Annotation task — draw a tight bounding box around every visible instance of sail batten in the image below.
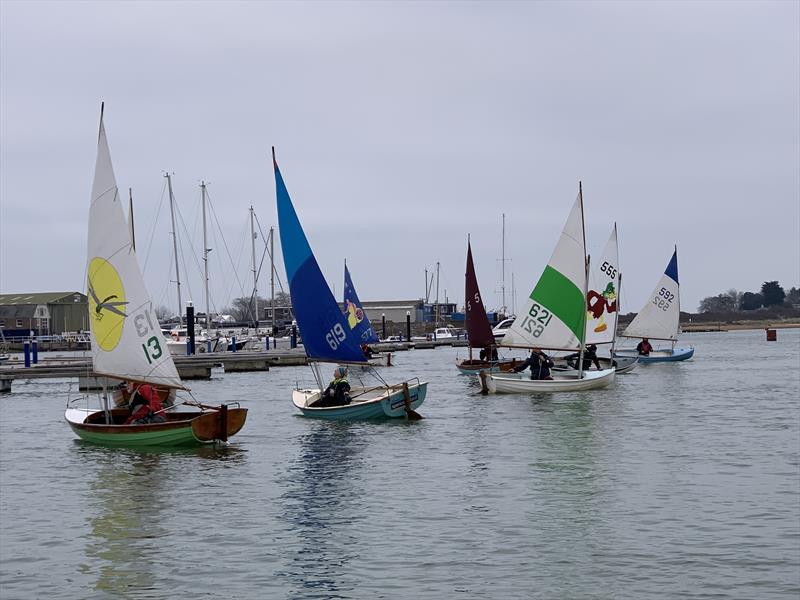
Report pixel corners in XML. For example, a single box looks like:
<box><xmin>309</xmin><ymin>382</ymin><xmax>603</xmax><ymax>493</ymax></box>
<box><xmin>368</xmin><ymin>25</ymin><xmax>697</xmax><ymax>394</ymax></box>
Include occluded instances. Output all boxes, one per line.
<box><xmin>274</xmin><ymin>151</ymin><xmax>366</xmax><ymax>363</ymax></box>
<box><xmin>86</xmin><ymin>109</ymin><xmax>184</xmax><ymax>389</ymax></box>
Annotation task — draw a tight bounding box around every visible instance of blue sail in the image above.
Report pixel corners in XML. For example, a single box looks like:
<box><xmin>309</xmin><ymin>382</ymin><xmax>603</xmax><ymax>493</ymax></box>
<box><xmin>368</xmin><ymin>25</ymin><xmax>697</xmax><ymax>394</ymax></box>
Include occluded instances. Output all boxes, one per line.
<box><xmin>343</xmin><ymin>263</ymin><xmax>380</xmax><ymax>344</ymax></box>
<box><xmin>273</xmin><ymin>150</ymin><xmax>366</xmax><ymax>363</ymax></box>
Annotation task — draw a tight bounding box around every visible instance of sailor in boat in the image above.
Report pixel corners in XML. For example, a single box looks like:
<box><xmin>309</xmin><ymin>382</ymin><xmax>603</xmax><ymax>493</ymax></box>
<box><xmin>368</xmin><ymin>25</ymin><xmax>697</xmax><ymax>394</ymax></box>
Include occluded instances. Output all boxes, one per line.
<box><xmin>479</xmin><ymin>346</ymin><xmax>498</xmax><ymax>361</ymax></box>
<box><xmin>636</xmin><ymin>338</ymin><xmax>653</xmax><ymax>356</ymax></box>
<box><xmin>123</xmin><ymin>381</ymin><xmax>167</xmax><ymax>425</ymax></box>
<box><xmin>513</xmin><ymin>348</ymin><xmax>554</xmax><ymax>380</ymax></box>
<box><xmin>564</xmin><ymin>344</ymin><xmax>602</xmax><ymax>371</ymax></box>
<box><xmin>360</xmin><ymin>343</ymin><xmax>375</xmax><ymax>358</ymax></box>
<box><xmin>309</xmin><ymin>366</ymin><xmax>352</xmax><ymax>408</ymax></box>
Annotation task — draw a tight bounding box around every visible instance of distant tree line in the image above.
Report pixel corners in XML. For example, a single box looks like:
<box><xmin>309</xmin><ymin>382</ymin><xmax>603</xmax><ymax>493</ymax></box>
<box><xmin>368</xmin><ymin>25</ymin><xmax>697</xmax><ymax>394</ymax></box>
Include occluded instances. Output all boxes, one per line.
<box><xmin>154</xmin><ymin>291</ymin><xmax>293</xmax><ymax>324</ymax></box>
<box><xmin>698</xmin><ymin>281</ymin><xmax>799</xmax><ymax>313</ymax></box>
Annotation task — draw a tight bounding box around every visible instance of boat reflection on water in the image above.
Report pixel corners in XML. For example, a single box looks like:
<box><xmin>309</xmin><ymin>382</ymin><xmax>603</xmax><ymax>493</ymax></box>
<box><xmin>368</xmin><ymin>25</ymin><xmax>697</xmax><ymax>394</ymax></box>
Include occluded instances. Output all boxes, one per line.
<box><xmin>279</xmin><ymin>422</ymin><xmax>368</xmax><ymax>597</ymax></box>
<box><xmin>76</xmin><ymin>443</ymin><xmax>245</xmax><ymax>596</ymax></box>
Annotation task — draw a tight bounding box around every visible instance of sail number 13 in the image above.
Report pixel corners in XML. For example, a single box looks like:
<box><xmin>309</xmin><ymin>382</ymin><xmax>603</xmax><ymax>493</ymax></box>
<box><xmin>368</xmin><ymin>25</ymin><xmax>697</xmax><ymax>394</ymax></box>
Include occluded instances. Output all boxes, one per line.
<box><xmin>326</xmin><ymin>323</ymin><xmax>347</xmax><ymax>350</ymax></box>
<box><xmin>521</xmin><ymin>302</ymin><xmax>553</xmax><ymax>337</ymax></box>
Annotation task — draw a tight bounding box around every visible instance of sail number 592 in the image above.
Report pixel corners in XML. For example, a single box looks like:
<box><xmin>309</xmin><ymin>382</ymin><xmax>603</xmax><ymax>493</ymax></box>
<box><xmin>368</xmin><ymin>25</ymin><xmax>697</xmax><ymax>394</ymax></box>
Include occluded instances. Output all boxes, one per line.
<box><xmin>326</xmin><ymin>323</ymin><xmax>347</xmax><ymax>350</ymax></box>
<box><xmin>652</xmin><ymin>287</ymin><xmax>675</xmax><ymax>311</ymax></box>
<box><xmin>521</xmin><ymin>302</ymin><xmax>553</xmax><ymax>337</ymax></box>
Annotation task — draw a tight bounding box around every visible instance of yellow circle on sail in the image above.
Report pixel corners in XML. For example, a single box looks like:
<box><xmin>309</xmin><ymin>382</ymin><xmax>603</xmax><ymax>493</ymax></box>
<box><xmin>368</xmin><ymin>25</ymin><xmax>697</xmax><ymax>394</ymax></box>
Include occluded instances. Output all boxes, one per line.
<box><xmin>87</xmin><ymin>257</ymin><xmax>127</xmax><ymax>352</ymax></box>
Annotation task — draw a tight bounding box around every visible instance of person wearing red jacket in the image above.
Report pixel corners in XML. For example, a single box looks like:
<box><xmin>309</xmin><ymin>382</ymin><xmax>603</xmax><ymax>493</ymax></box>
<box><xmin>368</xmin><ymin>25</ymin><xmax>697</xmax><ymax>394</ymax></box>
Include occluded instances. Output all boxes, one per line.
<box><xmin>124</xmin><ymin>381</ymin><xmax>166</xmax><ymax>425</ymax></box>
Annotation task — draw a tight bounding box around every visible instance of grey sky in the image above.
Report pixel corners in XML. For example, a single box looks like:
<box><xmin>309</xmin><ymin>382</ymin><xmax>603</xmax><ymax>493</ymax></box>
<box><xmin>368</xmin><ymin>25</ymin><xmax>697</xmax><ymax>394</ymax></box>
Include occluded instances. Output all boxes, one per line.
<box><xmin>1</xmin><ymin>0</ymin><xmax>798</xmax><ymax>316</ymax></box>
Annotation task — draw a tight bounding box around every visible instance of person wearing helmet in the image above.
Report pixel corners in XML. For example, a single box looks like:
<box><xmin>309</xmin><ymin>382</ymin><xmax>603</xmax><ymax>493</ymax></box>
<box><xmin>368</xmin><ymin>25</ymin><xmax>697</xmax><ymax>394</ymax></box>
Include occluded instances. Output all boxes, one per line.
<box><xmin>310</xmin><ymin>366</ymin><xmax>352</xmax><ymax>407</ymax></box>
<box><xmin>565</xmin><ymin>344</ymin><xmax>602</xmax><ymax>370</ymax></box>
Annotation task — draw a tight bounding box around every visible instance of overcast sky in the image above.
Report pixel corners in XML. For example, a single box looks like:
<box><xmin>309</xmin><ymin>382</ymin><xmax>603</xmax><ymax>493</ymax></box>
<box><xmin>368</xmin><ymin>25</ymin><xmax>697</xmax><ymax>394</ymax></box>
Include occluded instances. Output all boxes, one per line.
<box><xmin>1</xmin><ymin>0</ymin><xmax>798</xmax><ymax>317</ymax></box>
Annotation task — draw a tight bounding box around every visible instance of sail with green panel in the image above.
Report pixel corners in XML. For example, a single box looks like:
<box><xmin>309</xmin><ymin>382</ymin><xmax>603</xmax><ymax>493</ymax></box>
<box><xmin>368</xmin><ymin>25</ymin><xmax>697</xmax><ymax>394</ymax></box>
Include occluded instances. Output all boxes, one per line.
<box><xmin>500</xmin><ymin>192</ymin><xmax>587</xmax><ymax>350</ymax></box>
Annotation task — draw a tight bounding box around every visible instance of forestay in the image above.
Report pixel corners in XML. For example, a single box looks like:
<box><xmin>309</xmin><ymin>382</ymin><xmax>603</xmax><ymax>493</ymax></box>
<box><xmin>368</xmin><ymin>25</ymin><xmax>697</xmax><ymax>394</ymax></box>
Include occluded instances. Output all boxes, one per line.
<box><xmin>86</xmin><ymin>107</ymin><xmax>183</xmax><ymax>389</ymax></box>
<box><xmin>586</xmin><ymin>224</ymin><xmax>619</xmax><ymax>345</ymax></box>
<box><xmin>501</xmin><ymin>192</ymin><xmax>587</xmax><ymax>351</ymax></box>
<box><xmin>623</xmin><ymin>248</ymin><xmax>680</xmax><ymax>341</ymax></box>
<box><xmin>273</xmin><ymin>149</ymin><xmax>366</xmax><ymax>363</ymax></box>
<box><xmin>343</xmin><ymin>263</ymin><xmax>380</xmax><ymax>344</ymax></box>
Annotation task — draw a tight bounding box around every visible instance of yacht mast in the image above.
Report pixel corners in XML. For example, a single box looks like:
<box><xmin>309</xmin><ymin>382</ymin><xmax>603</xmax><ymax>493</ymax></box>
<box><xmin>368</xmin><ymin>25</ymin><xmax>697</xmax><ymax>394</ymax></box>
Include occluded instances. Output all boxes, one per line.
<box><xmin>165</xmin><ymin>173</ymin><xmax>182</xmax><ymax>320</ymax></box>
<box><xmin>128</xmin><ymin>188</ymin><xmax>135</xmax><ymax>252</ymax></box>
<box><xmin>270</xmin><ymin>226</ymin><xmax>275</xmax><ymax>336</ymax></box>
<box><xmin>501</xmin><ymin>213</ymin><xmax>506</xmax><ymax>316</ymax></box>
<box><xmin>435</xmin><ymin>261</ymin><xmax>440</xmax><ymax>328</ymax></box>
<box><xmin>201</xmin><ymin>181</ymin><xmax>211</xmax><ymax>331</ymax></box>
<box><xmin>250</xmin><ymin>206</ymin><xmax>258</xmax><ymax>327</ymax></box>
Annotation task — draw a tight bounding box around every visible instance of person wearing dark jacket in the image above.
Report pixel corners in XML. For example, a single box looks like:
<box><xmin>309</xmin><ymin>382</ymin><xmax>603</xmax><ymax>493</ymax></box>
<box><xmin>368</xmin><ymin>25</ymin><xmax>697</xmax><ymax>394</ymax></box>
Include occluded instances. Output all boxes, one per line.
<box><xmin>636</xmin><ymin>338</ymin><xmax>653</xmax><ymax>356</ymax></box>
<box><xmin>310</xmin><ymin>366</ymin><xmax>352</xmax><ymax>407</ymax></box>
<box><xmin>513</xmin><ymin>348</ymin><xmax>554</xmax><ymax>380</ymax></box>
<box><xmin>565</xmin><ymin>344</ymin><xmax>602</xmax><ymax>370</ymax></box>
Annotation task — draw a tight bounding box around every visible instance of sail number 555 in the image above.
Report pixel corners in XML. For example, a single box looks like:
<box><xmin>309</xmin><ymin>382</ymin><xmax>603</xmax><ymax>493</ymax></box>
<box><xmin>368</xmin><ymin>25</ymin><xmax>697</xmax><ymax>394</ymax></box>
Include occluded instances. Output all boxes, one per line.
<box><xmin>521</xmin><ymin>302</ymin><xmax>553</xmax><ymax>337</ymax></box>
<box><xmin>653</xmin><ymin>287</ymin><xmax>675</xmax><ymax>311</ymax></box>
<box><xmin>326</xmin><ymin>323</ymin><xmax>347</xmax><ymax>350</ymax></box>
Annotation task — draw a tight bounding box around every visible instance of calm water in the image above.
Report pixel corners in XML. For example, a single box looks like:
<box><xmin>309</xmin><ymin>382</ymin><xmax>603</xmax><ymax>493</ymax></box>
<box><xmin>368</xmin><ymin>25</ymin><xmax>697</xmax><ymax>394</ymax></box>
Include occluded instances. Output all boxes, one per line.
<box><xmin>1</xmin><ymin>329</ymin><xmax>799</xmax><ymax>599</ymax></box>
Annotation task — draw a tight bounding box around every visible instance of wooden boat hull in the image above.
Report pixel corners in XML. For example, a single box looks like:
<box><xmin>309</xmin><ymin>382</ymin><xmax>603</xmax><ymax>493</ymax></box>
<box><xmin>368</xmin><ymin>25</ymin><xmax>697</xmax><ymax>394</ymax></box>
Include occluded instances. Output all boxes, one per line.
<box><xmin>481</xmin><ymin>368</ymin><xmax>615</xmax><ymax>394</ymax></box>
<box><xmin>614</xmin><ymin>347</ymin><xmax>694</xmax><ymax>364</ymax></box>
<box><xmin>292</xmin><ymin>381</ymin><xmax>427</xmax><ymax>420</ymax></box>
<box><xmin>455</xmin><ymin>358</ymin><xmax>518</xmax><ymax>375</ymax></box>
<box><xmin>64</xmin><ymin>406</ymin><xmax>247</xmax><ymax>446</ymax></box>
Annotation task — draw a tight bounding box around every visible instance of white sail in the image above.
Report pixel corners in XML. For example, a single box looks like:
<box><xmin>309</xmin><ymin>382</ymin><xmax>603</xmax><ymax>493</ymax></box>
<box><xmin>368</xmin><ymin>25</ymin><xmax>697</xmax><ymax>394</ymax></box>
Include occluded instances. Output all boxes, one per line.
<box><xmin>622</xmin><ymin>248</ymin><xmax>680</xmax><ymax>341</ymax></box>
<box><xmin>501</xmin><ymin>191</ymin><xmax>587</xmax><ymax>350</ymax></box>
<box><xmin>586</xmin><ymin>224</ymin><xmax>619</xmax><ymax>345</ymax></box>
<box><xmin>86</xmin><ymin>107</ymin><xmax>184</xmax><ymax>388</ymax></box>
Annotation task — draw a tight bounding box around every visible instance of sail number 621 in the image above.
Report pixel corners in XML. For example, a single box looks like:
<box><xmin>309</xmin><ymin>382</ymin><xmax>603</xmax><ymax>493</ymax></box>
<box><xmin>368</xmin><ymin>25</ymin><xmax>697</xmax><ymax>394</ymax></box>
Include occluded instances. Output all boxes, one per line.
<box><xmin>520</xmin><ymin>302</ymin><xmax>553</xmax><ymax>337</ymax></box>
<box><xmin>326</xmin><ymin>323</ymin><xmax>347</xmax><ymax>350</ymax></box>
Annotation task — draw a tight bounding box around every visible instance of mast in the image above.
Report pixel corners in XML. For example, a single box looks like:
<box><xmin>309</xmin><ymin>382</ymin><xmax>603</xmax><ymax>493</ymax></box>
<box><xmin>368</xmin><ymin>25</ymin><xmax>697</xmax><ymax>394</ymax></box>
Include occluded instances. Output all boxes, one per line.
<box><xmin>201</xmin><ymin>181</ymin><xmax>211</xmax><ymax>332</ymax></box>
<box><xmin>165</xmin><ymin>172</ymin><xmax>182</xmax><ymax>320</ymax></box>
<box><xmin>128</xmin><ymin>188</ymin><xmax>135</xmax><ymax>252</ymax></box>
<box><xmin>250</xmin><ymin>206</ymin><xmax>258</xmax><ymax>328</ymax></box>
<box><xmin>424</xmin><ymin>268</ymin><xmax>428</xmax><ymax>303</ymax></box>
<box><xmin>270</xmin><ymin>226</ymin><xmax>275</xmax><ymax>336</ymax></box>
<box><xmin>578</xmin><ymin>182</ymin><xmax>588</xmax><ymax>380</ymax></box>
<box><xmin>501</xmin><ymin>213</ymin><xmax>506</xmax><ymax>316</ymax></box>
<box><xmin>435</xmin><ymin>261</ymin><xmax>440</xmax><ymax>328</ymax></box>
<box><xmin>613</xmin><ymin>271</ymin><xmax>622</xmax><ymax>358</ymax></box>
<box><xmin>673</xmin><ymin>244</ymin><xmax>679</xmax><ymax>350</ymax></box>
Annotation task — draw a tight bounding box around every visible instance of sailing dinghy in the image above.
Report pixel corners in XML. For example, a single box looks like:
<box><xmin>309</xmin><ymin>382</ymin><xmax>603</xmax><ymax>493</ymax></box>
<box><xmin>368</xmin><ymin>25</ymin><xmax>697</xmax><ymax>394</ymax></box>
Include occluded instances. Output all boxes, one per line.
<box><xmin>65</xmin><ymin>106</ymin><xmax>247</xmax><ymax>446</ymax></box>
<box><xmin>343</xmin><ymin>261</ymin><xmax>392</xmax><ymax>367</ymax></box>
<box><xmin>273</xmin><ymin>149</ymin><xmax>426</xmax><ymax>420</ymax></box>
<box><xmin>456</xmin><ymin>239</ymin><xmax>518</xmax><ymax>375</ymax></box>
<box><xmin>480</xmin><ymin>185</ymin><xmax>615</xmax><ymax>394</ymax></box>
<box><xmin>557</xmin><ymin>224</ymin><xmax>637</xmax><ymax>373</ymax></box>
<box><xmin>614</xmin><ymin>248</ymin><xmax>694</xmax><ymax>363</ymax></box>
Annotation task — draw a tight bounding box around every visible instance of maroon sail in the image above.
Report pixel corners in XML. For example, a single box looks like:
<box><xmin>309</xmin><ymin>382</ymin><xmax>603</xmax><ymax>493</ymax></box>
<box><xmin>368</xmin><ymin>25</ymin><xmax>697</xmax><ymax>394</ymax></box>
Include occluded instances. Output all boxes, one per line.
<box><xmin>464</xmin><ymin>240</ymin><xmax>496</xmax><ymax>349</ymax></box>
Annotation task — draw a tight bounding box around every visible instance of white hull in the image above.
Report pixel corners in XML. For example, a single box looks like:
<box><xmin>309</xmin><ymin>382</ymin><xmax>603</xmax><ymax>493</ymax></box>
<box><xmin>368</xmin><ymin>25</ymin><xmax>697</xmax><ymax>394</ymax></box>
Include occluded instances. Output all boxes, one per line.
<box><xmin>291</xmin><ymin>381</ymin><xmax>427</xmax><ymax>420</ymax></box>
<box><xmin>481</xmin><ymin>368</ymin><xmax>615</xmax><ymax>394</ymax></box>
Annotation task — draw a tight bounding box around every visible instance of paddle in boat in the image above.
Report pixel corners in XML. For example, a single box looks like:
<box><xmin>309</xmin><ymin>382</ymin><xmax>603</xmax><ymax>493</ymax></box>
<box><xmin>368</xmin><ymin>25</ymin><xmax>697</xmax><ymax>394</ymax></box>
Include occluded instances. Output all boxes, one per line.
<box><xmin>273</xmin><ymin>148</ymin><xmax>426</xmax><ymax>420</ymax></box>
<box><xmin>614</xmin><ymin>247</ymin><xmax>694</xmax><ymax>363</ymax></box>
<box><xmin>456</xmin><ymin>237</ymin><xmax>518</xmax><ymax>375</ymax></box>
<box><xmin>65</xmin><ymin>105</ymin><xmax>247</xmax><ymax>446</ymax></box>
<box><xmin>343</xmin><ymin>260</ymin><xmax>392</xmax><ymax>367</ymax></box>
<box><xmin>554</xmin><ymin>224</ymin><xmax>637</xmax><ymax>374</ymax></box>
<box><xmin>480</xmin><ymin>184</ymin><xmax>616</xmax><ymax>393</ymax></box>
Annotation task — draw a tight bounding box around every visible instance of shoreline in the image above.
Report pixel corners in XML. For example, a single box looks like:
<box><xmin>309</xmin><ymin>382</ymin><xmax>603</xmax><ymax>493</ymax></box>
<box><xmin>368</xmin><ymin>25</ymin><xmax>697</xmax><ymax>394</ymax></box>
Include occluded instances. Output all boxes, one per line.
<box><xmin>679</xmin><ymin>322</ymin><xmax>800</xmax><ymax>333</ymax></box>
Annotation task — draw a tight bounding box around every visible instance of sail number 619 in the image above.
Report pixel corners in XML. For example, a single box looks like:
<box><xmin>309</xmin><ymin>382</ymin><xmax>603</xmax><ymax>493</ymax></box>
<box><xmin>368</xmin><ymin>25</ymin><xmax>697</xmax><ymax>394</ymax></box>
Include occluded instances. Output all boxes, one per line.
<box><xmin>326</xmin><ymin>323</ymin><xmax>347</xmax><ymax>350</ymax></box>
